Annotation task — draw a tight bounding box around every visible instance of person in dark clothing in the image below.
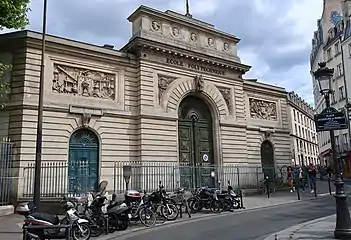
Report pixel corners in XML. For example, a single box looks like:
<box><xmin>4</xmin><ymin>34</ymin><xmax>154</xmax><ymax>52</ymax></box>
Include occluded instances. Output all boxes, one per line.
<box><xmin>326</xmin><ymin>166</ymin><xmax>332</xmax><ymax>178</ymax></box>
<box><xmin>307</xmin><ymin>163</ymin><xmax>317</xmax><ymax>193</ymax></box>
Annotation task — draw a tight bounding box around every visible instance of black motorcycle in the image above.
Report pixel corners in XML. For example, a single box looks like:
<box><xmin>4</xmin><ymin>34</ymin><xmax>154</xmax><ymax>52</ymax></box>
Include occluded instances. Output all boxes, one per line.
<box><xmin>188</xmin><ymin>187</ymin><xmax>224</xmax><ymax>213</ymax></box>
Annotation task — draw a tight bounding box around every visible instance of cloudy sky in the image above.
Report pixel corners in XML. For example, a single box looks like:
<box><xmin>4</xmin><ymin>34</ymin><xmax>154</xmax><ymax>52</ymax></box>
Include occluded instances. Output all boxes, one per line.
<box><xmin>2</xmin><ymin>0</ymin><xmax>323</xmax><ymax>105</ymax></box>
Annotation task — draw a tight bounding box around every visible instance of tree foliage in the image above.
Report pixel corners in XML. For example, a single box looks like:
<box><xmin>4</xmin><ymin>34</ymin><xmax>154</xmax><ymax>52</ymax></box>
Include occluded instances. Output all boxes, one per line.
<box><xmin>0</xmin><ymin>0</ymin><xmax>31</xmax><ymax>30</ymax></box>
<box><xmin>0</xmin><ymin>63</ymin><xmax>11</xmax><ymax>109</ymax></box>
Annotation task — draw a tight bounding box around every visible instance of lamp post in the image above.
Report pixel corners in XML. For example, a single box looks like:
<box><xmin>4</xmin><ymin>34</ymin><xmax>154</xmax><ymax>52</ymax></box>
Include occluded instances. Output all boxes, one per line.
<box><xmin>33</xmin><ymin>0</ymin><xmax>48</xmax><ymax>209</ymax></box>
<box><xmin>313</xmin><ymin>62</ymin><xmax>351</xmax><ymax>239</ymax></box>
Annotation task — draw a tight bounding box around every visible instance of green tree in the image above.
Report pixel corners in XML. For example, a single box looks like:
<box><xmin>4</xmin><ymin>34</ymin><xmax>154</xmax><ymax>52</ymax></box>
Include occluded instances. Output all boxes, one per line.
<box><xmin>0</xmin><ymin>63</ymin><xmax>11</xmax><ymax>109</ymax></box>
<box><xmin>0</xmin><ymin>0</ymin><xmax>31</xmax><ymax>30</ymax></box>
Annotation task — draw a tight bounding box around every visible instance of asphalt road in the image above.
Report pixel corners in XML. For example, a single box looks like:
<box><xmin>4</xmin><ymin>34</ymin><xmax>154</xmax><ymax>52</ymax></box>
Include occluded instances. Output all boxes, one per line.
<box><xmin>115</xmin><ymin>196</ymin><xmax>342</xmax><ymax>240</ymax></box>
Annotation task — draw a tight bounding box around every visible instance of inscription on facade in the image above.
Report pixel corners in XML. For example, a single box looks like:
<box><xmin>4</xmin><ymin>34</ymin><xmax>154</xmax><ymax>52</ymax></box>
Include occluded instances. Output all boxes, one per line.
<box><xmin>165</xmin><ymin>58</ymin><xmax>225</xmax><ymax>76</ymax></box>
<box><xmin>249</xmin><ymin>98</ymin><xmax>277</xmax><ymax>120</ymax></box>
<box><xmin>52</xmin><ymin>64</ymin><xmax>116</xmax><ymax>100</ymax></box>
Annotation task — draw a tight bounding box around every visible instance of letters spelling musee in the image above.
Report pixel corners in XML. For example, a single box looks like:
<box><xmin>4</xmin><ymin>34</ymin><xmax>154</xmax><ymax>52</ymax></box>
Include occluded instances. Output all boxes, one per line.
<box><xmin>166</xmin><ymin>58</ymin><xmax>225</xmax><ymax>76</ymax></box>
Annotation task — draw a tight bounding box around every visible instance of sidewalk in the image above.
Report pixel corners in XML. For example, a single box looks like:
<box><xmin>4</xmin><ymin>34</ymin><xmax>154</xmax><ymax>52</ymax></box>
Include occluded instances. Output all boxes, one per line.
<box><xmin>264</xmin><ymin>214</ymin><xmax>336</xmax><ymax>239</ymax></box>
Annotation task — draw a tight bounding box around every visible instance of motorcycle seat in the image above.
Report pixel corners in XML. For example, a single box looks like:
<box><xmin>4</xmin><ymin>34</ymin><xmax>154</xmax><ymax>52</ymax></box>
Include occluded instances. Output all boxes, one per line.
<box><xmin>30</xmin><ymin>213</ymin><xmax>59</xmax><ymax>225</ymax></box>
<box><xmin>115</xmin><ymin>206</ymin><xmax>129</xmax><ymax>214</ymax></box>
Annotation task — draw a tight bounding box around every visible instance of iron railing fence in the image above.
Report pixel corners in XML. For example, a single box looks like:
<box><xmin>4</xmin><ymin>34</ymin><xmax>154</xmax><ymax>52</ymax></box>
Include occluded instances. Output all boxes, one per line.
<box><xmin>0</xmin><ymin>138</ymin><xmax>13</xmax><ymax>205</ymax></box>
<box><xmin>21</xmin><ymin>161</ymin><xmax>288</xmax><ymax>198</ymax></box>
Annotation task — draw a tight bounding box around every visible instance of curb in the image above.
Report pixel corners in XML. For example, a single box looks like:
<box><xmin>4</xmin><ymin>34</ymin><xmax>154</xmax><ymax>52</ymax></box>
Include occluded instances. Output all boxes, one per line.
<box><xmin>0</xmin><ymin>205</ymin><xmax>14</xmax><ymax>217</ymax></box>
<box><xmin>99</xmin><ymin>194</ymin><xmax>334</xmax><ymax>240</ymax></box>
<box><xmin>263</xmin><ymin>214</ymin><xmax>336</xmax><ymax>240</ymax></box>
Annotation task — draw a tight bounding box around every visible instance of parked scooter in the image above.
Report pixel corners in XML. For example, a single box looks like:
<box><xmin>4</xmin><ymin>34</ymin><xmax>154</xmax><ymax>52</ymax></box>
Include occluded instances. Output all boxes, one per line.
<box><xmin>218</xmin><ymin>181</ymin><xmax>241</xmax><ymax>211</ymax></box>
<box><xmin>16</xmin><ymin>196</ymin><xmax>91</xmax><ymax>240</ymax></box>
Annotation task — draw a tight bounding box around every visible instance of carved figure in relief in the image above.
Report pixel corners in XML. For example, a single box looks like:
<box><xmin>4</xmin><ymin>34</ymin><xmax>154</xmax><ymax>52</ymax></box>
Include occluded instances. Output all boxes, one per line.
<box><xmin>218</xmin><ymin>87</ymin><xmax>231</xmax><ymax>112</ymax></box>
<box><xmin>158</xmin><ymin>75</ymin><xmax>175</xmax><ymax>101</ymax></box>
<box><xmin>207</xmin><ymin>38</ymin><xmax>214</xmax><ymax>47</ymax></box>
<box><xmin>194</xmin><ymin>75</ymin><xmax>204</xmax><ymax>92</ymax></box>
<box><xmin>223</xmin><ymin>43</ymin><xmax>229</xmax><ymax>51</ymax></box>
<box><xmin>52</xmin><ymin>64</ymin><xmax>116</xmax><ymax>100</ymax></box>
<box><xmin>249</xmin><ymin>98</ymin><xmax>277</xmax><ymax>120</ymax></box>
<box><xmin>190</xmin><ymin>32</ymin><xmax>197</xmax><ymax>42</ymax></box>
<box><xmin>152</xmin><ymin>21</ymin><xmax>160</xmax><ymax>31</ymax></box>
<box><xmin>172</xmin><ymin>27</ymin><xmax>179</xmax><ymax>37</ymax></box>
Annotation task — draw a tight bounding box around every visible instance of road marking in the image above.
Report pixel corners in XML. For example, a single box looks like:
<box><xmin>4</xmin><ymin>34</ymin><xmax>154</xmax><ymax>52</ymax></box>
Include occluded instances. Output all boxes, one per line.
<box><xmin>318</xmin><ymin>191</ymin><xmax>335</xmax><ymax>197</ymax></box>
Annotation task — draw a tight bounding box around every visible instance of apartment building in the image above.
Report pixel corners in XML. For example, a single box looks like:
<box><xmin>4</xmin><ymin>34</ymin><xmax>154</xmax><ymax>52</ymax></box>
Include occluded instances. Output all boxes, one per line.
<box><xmin>310</xmin><ymin>0</ymin><xmax>351</xmax><ymax>174</ymax></box>
<box><xmin>287</xmin><ymin>92</ymin><xmax>319</xmax><ymax>166</ymax></box>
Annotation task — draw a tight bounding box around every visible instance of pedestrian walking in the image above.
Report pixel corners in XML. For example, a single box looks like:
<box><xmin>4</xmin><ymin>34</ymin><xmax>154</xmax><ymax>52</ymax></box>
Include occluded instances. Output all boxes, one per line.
<box><xmin>307</xmin><ymin>163</ymin><xmax>317</xmax><ymax>193</ymax></box>
<box><xmin>287</xmin><ymin>166</ymin><xmax>294</xmax><ymax>192</ymax></box>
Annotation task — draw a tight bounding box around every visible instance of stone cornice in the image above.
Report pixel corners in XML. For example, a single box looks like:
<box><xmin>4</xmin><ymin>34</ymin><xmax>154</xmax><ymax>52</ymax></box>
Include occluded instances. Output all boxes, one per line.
<box><xmin>122</xmin><ymin>37</ymin><xmax>251</xmax><ymax>73</ymax></box>
<box><xmin>243</xmin><ymin>80</ymin><xmax>287</xmax><ymax>98</ymax></box>
<box><xmin>0</xmin><ymin>30</ymin><xmax>137</xmax><ymax>67</ymax></box>
<box><xmin>127</xmin><ymin>5</ymin><xmax>240</xmax><ymax>43</ymax></box>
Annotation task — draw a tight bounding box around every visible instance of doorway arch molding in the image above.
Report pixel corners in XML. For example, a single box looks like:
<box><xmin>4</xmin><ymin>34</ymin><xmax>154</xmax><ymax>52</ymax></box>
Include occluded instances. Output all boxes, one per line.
<box><xmin>163</xmin><ymin>78</ymin><xmax>230</xmax><ymax>117</ymax></box>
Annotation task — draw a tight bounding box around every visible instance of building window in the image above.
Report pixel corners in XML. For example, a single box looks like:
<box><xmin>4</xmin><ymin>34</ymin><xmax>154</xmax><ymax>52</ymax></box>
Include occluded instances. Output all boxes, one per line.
<box><xmin>348</xmin><ymin>43</ymin><xmax>351</xmax><ymax>57</ymax></box>
<box><xmin>327</xmin><ymin>48</ymin><xmax>332</xmax><ymax>60</ymax></box>
<box><xmin>339</xmin><ymin>86</ymin><xmax>345</xmax><ymax>99</ymax></box>
<box><xmin>335</xmin><ymin>42</ymin><xmax>340</xmax><ymax>54</ymax></box>
<box><xmin>332</xmin><ymin>90</ymin><xmax>336</xmax><ymax>103</ymax></box>
<box><xmin>293</xmin><ymin>109</ymin><xmax>296</xmax><ymax>121</ymax></box>
<box><xmin>343</xmin><ymin>133</ymin><xmax>348</xmax><ymax>150</ymax></box>
<box><xmin>295</xmin><ymin>124</ymin><xmax>297</xmax><ymax>134</ymax></box>
<box><xmin>337</xmin><ymin>64</ymin><xmax>343</xmax><ymax>76</ymax></box>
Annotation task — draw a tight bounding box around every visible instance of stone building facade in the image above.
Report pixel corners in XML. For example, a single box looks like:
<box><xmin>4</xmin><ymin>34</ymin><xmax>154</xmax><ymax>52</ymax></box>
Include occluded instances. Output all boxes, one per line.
<box><xmin>0</xmin><ymin>6</ymin><xmax>291</xmax><ymax>198</ymax></box>
<box><xmin>287</xmin><ymin>92</ymin><xmax>319</xmax><ymax>166</ymax></box>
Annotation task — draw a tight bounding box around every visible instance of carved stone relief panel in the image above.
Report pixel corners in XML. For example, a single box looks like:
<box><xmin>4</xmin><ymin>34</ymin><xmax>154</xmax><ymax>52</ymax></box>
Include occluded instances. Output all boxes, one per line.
<box><xmin>249</xmin><ymin>98</ymin><xmax>277</xmax><ymax>120</ymax></box>
<box><xmin>52</xmin><ymin>64</ymin><xmax>116</xmax><ymax>100</ymax></box>
<box><xmin>158</xmin><ymin>75</ymin><xmax>176</xmax><ymax>102</ymax></box>
<box><xmin>217</xmin><ymin>87</ymin><xmax>232</xmax><ymax>112</ymax></box>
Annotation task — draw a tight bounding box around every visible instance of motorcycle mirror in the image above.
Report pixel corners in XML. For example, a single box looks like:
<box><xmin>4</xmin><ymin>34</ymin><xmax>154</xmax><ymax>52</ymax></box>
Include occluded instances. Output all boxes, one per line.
<box><xmin>144</xmin><ymin>190</ymin><xmax>147</xmax><ymax>194</ymax></box>
<box><xmin>228</xmin><ymin>180</ymin><xmax>230</xmax><ymax>184</ymax></box>
<box><xmin>98</xmin><ymin>181</ymin><xmax>108</xmax><ymax>195</ymax></box>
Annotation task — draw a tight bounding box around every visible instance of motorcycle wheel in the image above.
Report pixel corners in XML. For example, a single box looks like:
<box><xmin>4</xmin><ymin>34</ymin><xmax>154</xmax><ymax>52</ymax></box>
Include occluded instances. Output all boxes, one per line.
<box><xmin>223</xmin><ymin>199</ymin><xmax>232</xmax><ymax>212</ymax></box>
<box><xmin>161</xmin><ymin>204</ymin><xmax>179</xmax><ymax>221</ymax></box>
<box><xmin>190</xmin><ymin>200</ymin><xmax>203</xmax><ymax>213</ymax></box>
<box><xmin>107</xmin><ymin>214</ymin><xmax>119</xmax><ymax>233</ymax></box>
<box><xmin>117</xmin><ymin>215</ymin><xmax>129</xmax><ymax>231</ymax></box>
<box><xmin>72</xmin><ymin>223</ymin><xmax>91</xmax><ymax>240</ymax></box>
<box><xmin>210</xmin><ymin>200</ymin><xmax>224</xmax><ymax>213</ymax></box>
<box><xmin>139</xmin><ymin>207</ymin><xmax>157</xmax><ymax>227</ymax></box>
<box><xmin>232</xmin><ymin>200</ymin><xmax>240</xmax><ymax>209</ymax></box>
<box><xmin>89</xmin><ymin>216</ymin><xmax>106</xmax><ymax>237</ymax></box>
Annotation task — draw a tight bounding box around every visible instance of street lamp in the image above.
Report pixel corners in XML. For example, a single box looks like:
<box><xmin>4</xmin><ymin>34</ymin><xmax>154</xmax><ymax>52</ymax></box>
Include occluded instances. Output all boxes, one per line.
<box><xmin>313</xmin><ymin>62</ymin><xmax>351</xmax><ymax>239</ymax></box>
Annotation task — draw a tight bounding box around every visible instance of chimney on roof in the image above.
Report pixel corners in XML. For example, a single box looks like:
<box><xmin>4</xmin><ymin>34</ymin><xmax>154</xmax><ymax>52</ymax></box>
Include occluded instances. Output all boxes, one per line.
<box><xmin>103</xmin><ymin>44</ymin><xmax>114</xmax><ymax>49</ymax></box>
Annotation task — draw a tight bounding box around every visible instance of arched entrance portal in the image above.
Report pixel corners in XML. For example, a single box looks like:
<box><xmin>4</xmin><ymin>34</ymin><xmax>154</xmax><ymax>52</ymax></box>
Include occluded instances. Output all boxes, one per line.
<box><xmin>178</xmin><ymin>95</ymin><xmax>215</xmax><ymax>188</ymax></box>
<box><xmin>68</xmin><ymin>129</ymin><xmax>99</xmax><ymax>195</ymax></box>
<box><xmin>260</xmin><ymin>140</ymin><xmax>275</xmax><ymax>180</ymax></box>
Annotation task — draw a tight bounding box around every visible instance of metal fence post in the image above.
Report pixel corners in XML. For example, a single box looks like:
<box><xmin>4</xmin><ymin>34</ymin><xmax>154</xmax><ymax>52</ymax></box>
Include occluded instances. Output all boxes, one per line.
<box><xmin>237</xmin><ymin>167</ymin><xmax>240</xmax><ymax>189</ymax></box>
<box><xmin>113</xmin><ymin>161</ymin><xmax>116</xmax><ymax>193</ymax></box>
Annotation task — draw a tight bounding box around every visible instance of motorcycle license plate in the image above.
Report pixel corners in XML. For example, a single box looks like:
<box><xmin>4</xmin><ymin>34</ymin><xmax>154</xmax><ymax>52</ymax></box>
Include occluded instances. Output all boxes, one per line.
<box><xmin>128</xmin><ymin>214</ymin><xmax>132</xmax><ymax>219</ymax></box>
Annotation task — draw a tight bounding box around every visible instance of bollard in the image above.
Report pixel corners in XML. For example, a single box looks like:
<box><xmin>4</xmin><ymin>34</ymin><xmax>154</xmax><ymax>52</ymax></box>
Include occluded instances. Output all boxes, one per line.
<box><xmin>328</xmin><ymin>177</ymin><xmax>332</xmax><ymax>195</ymax></box>
<box><xmin>266</xmin><ymin>176</ymin><xmax>270</xmax><ymax>198</ymax></box>
<box><xmin>296</xmin><ymin>179</ymin><xmax>301</xmax><ymax>200</ymax></box>
<box><xmin>239</xmin><ymin>189</ymin><xmax>245</xmax><ymax>209</ymax></box>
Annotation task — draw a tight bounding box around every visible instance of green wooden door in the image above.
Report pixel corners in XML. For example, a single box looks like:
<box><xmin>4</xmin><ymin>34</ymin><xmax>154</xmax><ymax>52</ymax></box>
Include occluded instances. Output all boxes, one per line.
<box><xmin>178</xmin><ymin>96</ymin><xmax>214</xmax><ymax>188</ymax></box>
<box><xmin>68</xmin><ymin>129</ymin><xmax>99</xmax><ymax>195</ymax></box>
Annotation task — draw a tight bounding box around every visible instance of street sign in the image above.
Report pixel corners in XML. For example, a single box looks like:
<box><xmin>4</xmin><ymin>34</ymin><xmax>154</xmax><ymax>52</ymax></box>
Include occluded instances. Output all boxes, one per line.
<box><xmin>315</xmin><ymin>108</ymin><xmax>347</xmax><ymax>132</ymax></box>
<box><xmin>123</xmin><ymin>165</ymin><xmax>132</xmax><ymax>184</ymax></box>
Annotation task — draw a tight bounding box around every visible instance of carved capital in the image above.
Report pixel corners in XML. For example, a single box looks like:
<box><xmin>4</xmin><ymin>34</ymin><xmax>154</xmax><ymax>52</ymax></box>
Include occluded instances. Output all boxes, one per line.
<box><xmin>217</xmin><ymin>86</ymin><xmax>231</xmax><ymax>112</ymax></box>
<box><xmin>81</xmin><ymin>113</ymin><xmax>92</xmax><ymax>127</ymax></box>
<box><xmin>249</xmin><ymin>98</ymin><xmax>277</xmax><ymax>120</ymax></box>
<box><xmin>158</xmin><ymin>75</ymin><xmax>176</xmax><ymax>103</ymax></box>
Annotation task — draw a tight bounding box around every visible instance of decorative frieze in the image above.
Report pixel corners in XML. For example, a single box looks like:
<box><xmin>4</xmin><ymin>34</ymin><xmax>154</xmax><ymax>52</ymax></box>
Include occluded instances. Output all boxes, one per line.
<box><xmin>218</xmin><ymin>87</ymin><xmax>232</xmax><ymax>112</ymax></box>
<box><xmin>249</xmin><ymin>98</ymin><xmax>277</xmax><ymax>120</ymax></box>
<box><xmin>52</xmin><ymin>64</ymin><xmax>116</xmax><ymax>100</ymax></box>
<box><xmin>158</xmin><ymin>75</ymin><xmax>176</xmax><ymax>102</ymax></box>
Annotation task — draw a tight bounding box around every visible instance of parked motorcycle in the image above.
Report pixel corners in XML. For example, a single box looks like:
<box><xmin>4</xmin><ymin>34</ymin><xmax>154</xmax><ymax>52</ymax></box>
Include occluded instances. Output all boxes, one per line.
<box><xmin>106</xmin><ymin>193</ymin><xmax>132</xmax><ymax>232</ymax></box>
<box><xmin>188</xmin><ymin>187</ymin><xmax>224</xmax><ymax>213</ymax></box>
<box><xmin>218</xmin><ymin>181</ymin><xmax>241</xmax><ymax>211</ymax></box>
<box><xmin>16</xmin><ymin>197</ymin><xmax>91</xmax><ymax>240</ymax></box>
